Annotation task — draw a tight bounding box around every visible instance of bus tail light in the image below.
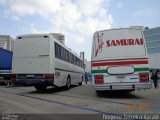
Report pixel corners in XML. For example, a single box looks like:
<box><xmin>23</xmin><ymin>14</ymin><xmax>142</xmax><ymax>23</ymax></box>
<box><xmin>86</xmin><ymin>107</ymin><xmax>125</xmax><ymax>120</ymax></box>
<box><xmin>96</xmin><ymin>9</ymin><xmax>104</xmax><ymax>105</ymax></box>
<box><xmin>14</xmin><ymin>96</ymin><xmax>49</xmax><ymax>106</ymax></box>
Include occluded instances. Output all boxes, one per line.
<box><xmin>139</xmin><ymin>72</ymin><xmax>149</xmax><ymax>82</ymax></box>
<box><xmin>94</xmin><ymin>75</ymin><xmax>104</xmax><ymax>84</ymax></box>
<box><xmin>44</xmin><ymin>74</ymin><xmax>54</xmax><ymax>79</ymax></box>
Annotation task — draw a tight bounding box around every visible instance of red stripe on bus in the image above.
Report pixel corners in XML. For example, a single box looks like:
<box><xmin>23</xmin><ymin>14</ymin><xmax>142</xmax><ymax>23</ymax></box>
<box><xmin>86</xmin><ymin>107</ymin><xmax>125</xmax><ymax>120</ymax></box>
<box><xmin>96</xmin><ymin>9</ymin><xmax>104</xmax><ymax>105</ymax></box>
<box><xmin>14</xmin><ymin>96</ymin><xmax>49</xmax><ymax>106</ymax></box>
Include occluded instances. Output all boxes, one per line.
<box><xmin>92</xmin><ymin>58</ymin><xmax>148</xmax><ymax>62</ymax></box>
<box><xmin>92</xmin><ymin>60</ymin><xmax>148</xmax><ymax>67</ymax></box>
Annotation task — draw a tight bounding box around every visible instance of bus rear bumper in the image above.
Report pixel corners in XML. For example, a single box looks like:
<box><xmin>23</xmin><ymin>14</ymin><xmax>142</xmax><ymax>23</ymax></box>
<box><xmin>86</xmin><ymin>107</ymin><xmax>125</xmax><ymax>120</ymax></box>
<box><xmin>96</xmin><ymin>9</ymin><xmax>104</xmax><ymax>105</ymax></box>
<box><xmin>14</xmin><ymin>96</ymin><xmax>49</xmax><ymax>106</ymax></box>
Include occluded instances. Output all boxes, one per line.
<box><xmin>13</xmin><ymin>79</ymin><xmax>54</xmax><ymax>86</ymax></box>
<box><xmin>93</xmin><ymin>83</ymin><xmax>152</xmax><ymax>91</ymax></box>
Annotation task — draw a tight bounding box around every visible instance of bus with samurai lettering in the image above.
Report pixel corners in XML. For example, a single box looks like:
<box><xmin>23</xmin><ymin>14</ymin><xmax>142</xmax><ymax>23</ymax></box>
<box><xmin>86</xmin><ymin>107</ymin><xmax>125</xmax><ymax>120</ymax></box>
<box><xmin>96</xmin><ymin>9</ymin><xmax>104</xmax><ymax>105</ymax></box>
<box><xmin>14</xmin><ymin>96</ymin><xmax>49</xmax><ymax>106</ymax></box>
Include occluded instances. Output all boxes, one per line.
<box><xmin>91</xmin><ymin>28</ymin><xmax>152</xmax><ymax>93</ymax></box>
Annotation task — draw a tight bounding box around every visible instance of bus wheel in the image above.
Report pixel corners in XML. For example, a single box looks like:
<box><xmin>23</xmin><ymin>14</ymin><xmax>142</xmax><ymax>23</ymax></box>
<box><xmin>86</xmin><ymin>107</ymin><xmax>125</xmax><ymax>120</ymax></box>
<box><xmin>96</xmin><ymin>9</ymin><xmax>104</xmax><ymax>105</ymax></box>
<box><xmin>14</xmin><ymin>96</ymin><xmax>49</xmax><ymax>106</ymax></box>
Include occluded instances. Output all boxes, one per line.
<box><xmin>65</xmin><ymin>76</ymin><xmax>71</xmax><ymax>90</ymax></box>
<box><xmin>79</xmin><ymin>76</ymin><xmax>83</xmax><ymax>86</ymax></box>
<box><xmin>79</xmin><ymin>82</ymin><xmax>82</xmax><ymax>86</ymax></box>
<box><xmin>34</xmin><ymin>84</ymin><xmax>47</xmax><ymax>91</ymax></box>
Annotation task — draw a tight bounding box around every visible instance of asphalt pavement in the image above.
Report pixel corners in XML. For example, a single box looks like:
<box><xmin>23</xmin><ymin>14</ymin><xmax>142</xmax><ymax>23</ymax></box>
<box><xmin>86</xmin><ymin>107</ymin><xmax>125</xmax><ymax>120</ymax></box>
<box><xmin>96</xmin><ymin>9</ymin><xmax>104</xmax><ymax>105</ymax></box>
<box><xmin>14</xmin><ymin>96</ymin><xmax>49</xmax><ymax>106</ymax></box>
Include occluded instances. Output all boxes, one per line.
<box><xmin>0</xmin><ymin>82</ymin><xmax>159</xmax><ymax>120</ymax></box>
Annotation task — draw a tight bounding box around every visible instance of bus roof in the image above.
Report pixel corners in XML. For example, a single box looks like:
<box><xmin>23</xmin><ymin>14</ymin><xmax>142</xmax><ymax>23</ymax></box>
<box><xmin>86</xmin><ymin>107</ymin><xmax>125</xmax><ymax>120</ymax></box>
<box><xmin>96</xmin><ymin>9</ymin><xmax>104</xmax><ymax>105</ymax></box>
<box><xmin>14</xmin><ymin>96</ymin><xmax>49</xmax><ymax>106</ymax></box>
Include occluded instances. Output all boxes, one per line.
<box><xmin>94</xmin><ymin>27</ymin><xmax>143</xmax><ymax>35</ymax></box>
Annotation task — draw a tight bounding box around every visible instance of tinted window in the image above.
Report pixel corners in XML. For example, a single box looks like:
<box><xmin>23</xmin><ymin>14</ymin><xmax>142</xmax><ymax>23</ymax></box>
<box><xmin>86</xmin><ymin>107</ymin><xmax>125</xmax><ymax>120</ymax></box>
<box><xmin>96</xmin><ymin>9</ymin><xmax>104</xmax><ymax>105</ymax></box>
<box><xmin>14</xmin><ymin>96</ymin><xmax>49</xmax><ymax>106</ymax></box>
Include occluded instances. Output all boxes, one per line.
<box><xmin>55</xmin><ymin>42</ymin><xmax>83</xmax><ymax>68</ymax></box>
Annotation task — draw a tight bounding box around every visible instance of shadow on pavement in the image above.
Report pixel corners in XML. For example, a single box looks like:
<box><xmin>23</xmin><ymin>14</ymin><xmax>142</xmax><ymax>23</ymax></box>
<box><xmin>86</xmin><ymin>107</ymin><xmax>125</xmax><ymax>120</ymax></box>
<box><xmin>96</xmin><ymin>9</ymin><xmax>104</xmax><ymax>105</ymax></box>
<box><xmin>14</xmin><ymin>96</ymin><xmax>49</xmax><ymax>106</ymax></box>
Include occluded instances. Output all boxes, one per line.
<box><xmin>96</xmin><ymin>91</ymin><xmax>144</xmax><ymax>99</ymax></box>
<box><xmin>26</xmin><ymin>85</ymin><xmax>79</xmax><ymax>94</ymax></box>
<box><xmin>8</xmin><ymin>85</ymin><xmax>145</xmax><ymax>99</ymax></box>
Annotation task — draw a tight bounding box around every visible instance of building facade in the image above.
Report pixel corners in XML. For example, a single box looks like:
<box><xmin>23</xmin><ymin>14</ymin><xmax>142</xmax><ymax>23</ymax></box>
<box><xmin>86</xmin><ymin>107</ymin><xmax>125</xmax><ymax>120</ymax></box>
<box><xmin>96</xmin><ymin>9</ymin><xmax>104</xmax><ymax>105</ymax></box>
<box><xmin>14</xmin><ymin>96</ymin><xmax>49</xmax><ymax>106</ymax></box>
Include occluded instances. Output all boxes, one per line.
<box><xmin>84</xmin><ymin>59</ymin><xmax>91</xmax><ymax>73</ymax></box>
<box><xmin>0</xmin><ymin>35</ymin><xmax>14</xmax><ymax>51</ymax></box>
<box><xmin>143</xmin><ymin>27</ymin><xmax>160</xmax><ymax>69</ymax></box>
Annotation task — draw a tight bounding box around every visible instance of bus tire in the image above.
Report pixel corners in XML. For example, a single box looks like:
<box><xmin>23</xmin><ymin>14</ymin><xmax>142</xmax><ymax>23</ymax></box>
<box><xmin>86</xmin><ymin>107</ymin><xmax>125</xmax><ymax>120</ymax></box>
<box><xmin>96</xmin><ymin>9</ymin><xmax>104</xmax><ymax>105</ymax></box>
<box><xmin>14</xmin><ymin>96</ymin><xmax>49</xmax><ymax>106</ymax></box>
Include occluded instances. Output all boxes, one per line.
<box><xmin>79</xmin><ymin>76</ymin><xmax>83</xmax><ymax>86</ymax></box>
<box><xmin>65</xmin><ymin>76</ymin><xmax>71</xmax><ymax>90</ymax></box>
<box><xmin>34</xmin><ymin>84</ymin><xmax>47</xmax><ymax>91</ymax></box>
<box><xmin>79</xmin><ymin>82</ymin><xmax>82</xmax><ymax>86</ymax></box>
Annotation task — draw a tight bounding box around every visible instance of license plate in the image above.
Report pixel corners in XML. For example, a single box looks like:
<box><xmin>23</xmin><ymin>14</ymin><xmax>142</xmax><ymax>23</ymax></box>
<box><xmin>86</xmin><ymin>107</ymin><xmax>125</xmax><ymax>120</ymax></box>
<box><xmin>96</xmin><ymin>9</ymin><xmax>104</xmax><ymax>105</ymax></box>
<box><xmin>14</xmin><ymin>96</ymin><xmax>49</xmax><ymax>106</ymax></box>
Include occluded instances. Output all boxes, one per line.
<box><xmin>117</xmin><ymin>75</ymin><xmax>125</xmax><ymax>78</ymax></box>
<box><xmin>26</xmin><ymin>75</ymin><xmax>34</xmax><ymax>78</ymax></box>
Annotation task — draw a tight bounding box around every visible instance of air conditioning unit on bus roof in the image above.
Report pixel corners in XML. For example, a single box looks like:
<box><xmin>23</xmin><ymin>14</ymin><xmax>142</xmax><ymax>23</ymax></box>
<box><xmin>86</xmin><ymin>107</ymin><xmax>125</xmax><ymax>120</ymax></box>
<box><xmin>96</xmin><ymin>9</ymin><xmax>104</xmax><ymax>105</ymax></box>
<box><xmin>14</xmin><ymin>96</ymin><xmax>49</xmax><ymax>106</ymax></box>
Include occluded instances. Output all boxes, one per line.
<box><xmin>50</xmin><ymin>33</ymin><xmax>65</xmax><ymax>45</ymax></box>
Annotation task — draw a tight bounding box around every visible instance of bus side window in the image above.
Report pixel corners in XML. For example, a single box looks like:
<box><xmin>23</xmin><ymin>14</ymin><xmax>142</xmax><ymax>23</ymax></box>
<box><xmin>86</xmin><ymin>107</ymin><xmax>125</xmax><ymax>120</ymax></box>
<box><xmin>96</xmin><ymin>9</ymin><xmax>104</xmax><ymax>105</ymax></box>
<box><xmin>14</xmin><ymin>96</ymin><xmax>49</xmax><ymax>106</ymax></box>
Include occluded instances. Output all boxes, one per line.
<box><xmin>69</xmin><ymin>53</ymin><xmax>72</xmax><ymax>63</ymax></box>
<box><xmin>55</xmin><ymin>43</ymin><xmax>60</xmax><ymax>59</ymax></box>
<box><xmin>65</xmin><ymin>50</ymin><xmax>69</xmax><ymax>62</ymax></box>
<box><xmin>74</xmin><ymin>56</ymin><xmax>76</xmax><ymax>65</ymax></box>
<box><xmin>77</xmin><ymin>59</ymin><xmax>80</xmax><ymax>67</ymax></box>
<box><xmin>71</xmin><ymin>54</ymin><xmax>74</xmax><ymax>64</ymax></box>
<box><xmin>60</xmin><ymin>47</ymin><xmax>65</xmax><ymax>60</ymax></box>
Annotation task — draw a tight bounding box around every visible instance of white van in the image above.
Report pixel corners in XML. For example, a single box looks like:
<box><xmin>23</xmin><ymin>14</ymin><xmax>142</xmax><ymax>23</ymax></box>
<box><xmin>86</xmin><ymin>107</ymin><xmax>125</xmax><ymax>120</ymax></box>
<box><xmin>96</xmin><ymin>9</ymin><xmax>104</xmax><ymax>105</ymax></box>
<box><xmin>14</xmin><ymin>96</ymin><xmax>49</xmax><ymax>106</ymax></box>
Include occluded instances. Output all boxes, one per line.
<box><xmin>91</xmin><ymin>28</ymin><xmax>152</xmax><ymax>92</ymax></box>
<box><xmin>12</xmin><ymin>34</ymin><xmax>84</xmax><ymax>91</ymax></box>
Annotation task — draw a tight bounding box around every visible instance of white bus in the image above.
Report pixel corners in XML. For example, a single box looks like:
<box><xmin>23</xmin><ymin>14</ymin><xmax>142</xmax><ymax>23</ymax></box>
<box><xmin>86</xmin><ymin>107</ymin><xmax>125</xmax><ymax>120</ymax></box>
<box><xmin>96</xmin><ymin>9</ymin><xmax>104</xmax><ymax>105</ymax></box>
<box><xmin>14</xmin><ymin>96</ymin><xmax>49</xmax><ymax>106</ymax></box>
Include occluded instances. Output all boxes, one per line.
<box><xmin>91</xmin><ymin>28</ymin><xmax>152</xmax><ymax>93</ymax></box>
<box><xmin>12</xmin><ymin>34</ymin><xmax>84</xmax><ymax>91</ymax></box>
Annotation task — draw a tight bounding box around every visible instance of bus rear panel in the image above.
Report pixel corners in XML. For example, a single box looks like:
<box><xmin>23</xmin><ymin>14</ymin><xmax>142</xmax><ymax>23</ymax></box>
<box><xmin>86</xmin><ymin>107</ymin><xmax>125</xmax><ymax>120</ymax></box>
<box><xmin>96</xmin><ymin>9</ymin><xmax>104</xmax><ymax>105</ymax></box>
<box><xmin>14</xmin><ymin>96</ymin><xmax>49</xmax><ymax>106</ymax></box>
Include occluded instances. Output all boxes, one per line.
<box><xmin>12</xmin><ymin>34</ymin><xmax>54</xmax><ymax>86</ymax></box>
<box><xmin>91</xmin><ymin>28</ymin><xmax>152</xmax><ymax>92</ymax></box>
